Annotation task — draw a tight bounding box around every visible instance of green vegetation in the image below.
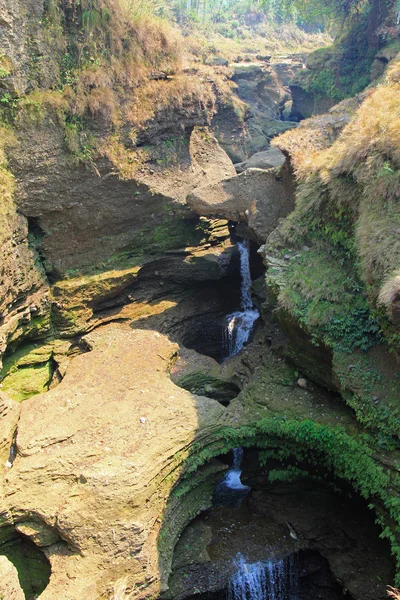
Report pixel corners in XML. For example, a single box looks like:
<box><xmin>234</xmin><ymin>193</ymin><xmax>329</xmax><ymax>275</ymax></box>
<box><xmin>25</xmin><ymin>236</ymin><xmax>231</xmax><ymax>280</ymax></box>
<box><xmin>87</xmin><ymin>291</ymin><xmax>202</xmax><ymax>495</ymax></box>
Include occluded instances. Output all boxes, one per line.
<box><xmin>172</xmin><ymin>417</ymin><xmax>400</xmax><ymax>583</ymax></box>
<box><xmin>0</xmin><ymin>343</ymin><xmax>55</xmax><ymax>402</ymax></box>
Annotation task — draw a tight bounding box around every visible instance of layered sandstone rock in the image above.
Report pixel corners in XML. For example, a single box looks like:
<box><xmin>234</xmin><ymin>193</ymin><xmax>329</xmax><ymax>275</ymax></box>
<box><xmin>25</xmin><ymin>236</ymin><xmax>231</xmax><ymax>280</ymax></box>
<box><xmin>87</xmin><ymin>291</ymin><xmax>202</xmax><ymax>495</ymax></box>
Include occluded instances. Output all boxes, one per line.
<box><xmin>9</xmin><ymin>124</ymin><xmax>235</xmax><ymax>278</ymax></box>
<box><xmin>4</xmin><ymin>324</ymin><xmax>227</xmax><ymax>599</ymax></box>
<box><xmin>187</xmin><ymin>168</ymin><xmax>295</xmax><ymax>242</ymax></box>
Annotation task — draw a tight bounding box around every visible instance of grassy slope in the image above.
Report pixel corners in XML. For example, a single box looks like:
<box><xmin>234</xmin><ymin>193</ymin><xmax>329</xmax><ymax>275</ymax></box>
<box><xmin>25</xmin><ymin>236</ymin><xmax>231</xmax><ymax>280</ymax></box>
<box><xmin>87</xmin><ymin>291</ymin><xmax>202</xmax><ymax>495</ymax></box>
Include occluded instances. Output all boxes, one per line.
<box><xmin>266</xmin><ymin>53</ymin><xmax>400</xmax><ymax>442</ymax></box>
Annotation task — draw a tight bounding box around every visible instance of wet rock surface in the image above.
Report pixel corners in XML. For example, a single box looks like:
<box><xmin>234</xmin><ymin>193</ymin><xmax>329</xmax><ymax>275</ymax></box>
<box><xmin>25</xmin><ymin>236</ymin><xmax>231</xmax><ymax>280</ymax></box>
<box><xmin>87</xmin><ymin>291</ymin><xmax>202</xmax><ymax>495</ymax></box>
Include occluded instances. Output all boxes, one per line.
<box><xmin>166</xmin><ymin>478</ymin><xmax>392</xmax><ymax>600</ymax></box>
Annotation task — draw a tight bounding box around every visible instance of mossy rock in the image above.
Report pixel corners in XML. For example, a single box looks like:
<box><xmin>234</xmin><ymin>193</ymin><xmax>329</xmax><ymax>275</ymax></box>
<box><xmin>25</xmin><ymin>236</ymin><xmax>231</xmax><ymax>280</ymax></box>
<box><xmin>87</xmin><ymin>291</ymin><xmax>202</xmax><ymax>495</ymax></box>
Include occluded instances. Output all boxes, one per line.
<box><xmin>177</xmin><ymin>373</ymin><xmax>240</xmax><ymax>404</ymax></box>
<box><xmin>1</xmin><ymin>362</ymin><xmax>53</xmax><ymax>403</ymax></box>
<box><xmin>1</xmin><ymin>342</ymin><xmax>55</xmax><ymax>402</ymax></box>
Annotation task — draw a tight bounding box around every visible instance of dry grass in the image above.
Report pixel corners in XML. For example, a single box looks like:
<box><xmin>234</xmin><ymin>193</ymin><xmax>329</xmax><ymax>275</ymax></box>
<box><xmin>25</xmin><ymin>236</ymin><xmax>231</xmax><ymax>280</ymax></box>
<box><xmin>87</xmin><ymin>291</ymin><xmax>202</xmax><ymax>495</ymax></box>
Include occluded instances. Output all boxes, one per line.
<box><xmin>273</xmin><ymin>51</ymin><xmax>400</xmax><ymax>301</ymax></box>
<box><xmin>124</xmin><ymin>74</ymin><xmax>216</xmax><ymax>128</ymax></box>
<box><xmin>181</xmin><ymin>20</ymin><xmax>329</xmax><ymax>64</ymax></box>
<box><xmin>99</xmin><ymin>135</ymin><xmax>149</xmax><ymax>179</ymax></box>
<box><xmin>379</xmin><ymin>271</ymin><xmax>400</xmax><ymax>308</ymax></box>
<box><xmin>388</xmin><ymin>587</ymin><xmax>400</xmax><ymax>599</ymax></box>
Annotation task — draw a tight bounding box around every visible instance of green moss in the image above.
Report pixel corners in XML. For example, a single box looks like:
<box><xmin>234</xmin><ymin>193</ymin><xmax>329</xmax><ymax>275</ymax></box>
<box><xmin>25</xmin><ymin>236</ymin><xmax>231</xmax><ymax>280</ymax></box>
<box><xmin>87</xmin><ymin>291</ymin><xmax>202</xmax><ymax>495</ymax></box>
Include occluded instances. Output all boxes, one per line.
<box><xmin>1</xmin><ymin>538</ymin><xmax>51</xmax><ymax>599</ymax></box>
<box><xmin>272</xmin><ymin>245</ymin><xmax>381</xmax><ymax>353</ymax></box>
<box><xmin>173</xmin><ymin>416</ymin><xmax>400</xmax><ymax>582</ymax></box>
<box><xmin>1</xmin><ymin>342</ymin><xmax>55</xmax><ymax>402</ymax></box>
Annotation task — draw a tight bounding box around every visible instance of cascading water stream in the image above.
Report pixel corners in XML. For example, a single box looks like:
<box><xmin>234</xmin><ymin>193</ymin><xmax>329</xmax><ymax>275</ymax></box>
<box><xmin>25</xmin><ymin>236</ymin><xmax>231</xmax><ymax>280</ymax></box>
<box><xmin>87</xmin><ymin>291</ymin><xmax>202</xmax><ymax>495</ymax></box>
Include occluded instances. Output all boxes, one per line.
<box><xmin>224</xmin><ymin>240</ymin><xmax>260</xmax><ymax>358</ymax></box>
<box><xmin>223</xmin><ymin>447</ymin><xmax>250</xmax><ymax>491</ymax></box>
<box><xmin>228</xmin><ymin>554</ymin><xmax>298</xmax><ymax>600</ymax></box>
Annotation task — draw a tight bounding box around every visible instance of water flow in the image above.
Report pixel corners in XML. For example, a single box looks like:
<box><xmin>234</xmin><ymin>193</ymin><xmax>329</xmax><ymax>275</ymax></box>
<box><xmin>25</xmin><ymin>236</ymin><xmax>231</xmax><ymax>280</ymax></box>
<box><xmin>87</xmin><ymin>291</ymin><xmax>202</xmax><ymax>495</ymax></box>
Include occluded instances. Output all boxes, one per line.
<box><xmin>228</xmin><ymin>554</ymin><xmax>298</xmax><ymax>600</ymax></box>
<box><xmin>224</xmin><ymin>448</ymin><xmax>250</xmax><ymax>491</ymax></box>
<box><xmin>225</xmin><ymin>240</ymin><xmax>259</xmax><ymax>358</ymax></box>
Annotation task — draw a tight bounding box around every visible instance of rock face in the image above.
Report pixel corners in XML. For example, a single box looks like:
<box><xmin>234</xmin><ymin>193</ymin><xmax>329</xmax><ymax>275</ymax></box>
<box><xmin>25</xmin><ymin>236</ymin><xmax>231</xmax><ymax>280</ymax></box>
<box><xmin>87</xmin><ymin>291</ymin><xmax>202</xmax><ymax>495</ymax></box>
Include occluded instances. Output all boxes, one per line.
<box><xmin>0</xmin><ymin>0</ymin><xmax>62</xmax><ymax>95</ymax></box>
<box><xmin>166</xmin><ymin>480</ymin><xmax>393</xmax><ymax>600</ymax></box>
<box><xmin>187</xmin><ymin>168</ymin><xmax>295</xmax><ymax>242</ymax></box>
<box><xmin>4</xmin><ymin>324</ymin><xmax>227</xmax><ymax>600</ymax></box>
<box><xmin>10</xmin><ymin>123</ymin><xmax>236</xmax><ymax>278</ymax></box>
<box><xmin>0</xmin><ymin>555</ymin><xmax>25</xmax><ymax>600</ymax></box>
<box><xmin>0</xmin><ymin>164</ymin><xmax>50</xmax><ymax>367</ymax></box>
<box><xmin>212</xmin><ymin>62</ymin><xmax>296</xmax><ymax>163</ymax></box>
<box><xmin>271</xmin><ymin>56</ymin><xmax>305</xmax><ymax>86</ymax></box>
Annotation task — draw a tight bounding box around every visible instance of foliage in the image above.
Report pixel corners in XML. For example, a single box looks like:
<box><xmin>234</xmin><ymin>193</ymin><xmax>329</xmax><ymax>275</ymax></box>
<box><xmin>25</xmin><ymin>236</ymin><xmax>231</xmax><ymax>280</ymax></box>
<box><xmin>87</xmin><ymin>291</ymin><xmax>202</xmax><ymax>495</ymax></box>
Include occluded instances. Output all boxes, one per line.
<box><xmin>274</xmin><ymin>50</ymin><xmax>400</xmax><ymax>315</ymax></box>
<box><xmin>175</xmin><ymin>417</ymin><xmax>400</xmax><ymax>582</ymax></box>
<box><xmin>275</xmin><ymin>245</ymin><xmax>381</xmax><ymax>353</ymax></box>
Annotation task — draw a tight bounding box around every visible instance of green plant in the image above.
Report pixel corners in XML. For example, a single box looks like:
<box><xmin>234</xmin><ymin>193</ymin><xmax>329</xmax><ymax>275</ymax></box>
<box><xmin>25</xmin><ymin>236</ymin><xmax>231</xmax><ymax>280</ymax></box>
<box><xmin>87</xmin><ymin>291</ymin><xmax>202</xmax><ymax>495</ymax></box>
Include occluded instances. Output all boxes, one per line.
<box><xmin>173</xmin><ymin>417</ymin><xmax>400</xmax><ymax>582</ymax></box>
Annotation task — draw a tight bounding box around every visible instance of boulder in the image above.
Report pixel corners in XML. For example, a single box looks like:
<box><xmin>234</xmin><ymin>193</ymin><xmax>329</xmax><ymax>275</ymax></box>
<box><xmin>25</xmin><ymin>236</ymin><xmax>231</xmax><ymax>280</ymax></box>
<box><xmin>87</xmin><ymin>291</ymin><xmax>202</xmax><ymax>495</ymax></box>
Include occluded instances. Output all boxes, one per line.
<box><xmin>187</xmin><ymin>168</ymin><xmax>295</xmax><ymax>243</ymax></box>
<box><xmin>212</xmin><ymin>62</ymin><xmax>291</xmax><ymax>162</ymax></box>
<box><xmin>4</xmin><ymin>324</ymin><xmax>227</xmax><ymax>600</ymax></box>
<box><xmin>234</xmin><ymin>147</ymin><xmax>286</xmax><ymax>173</ymax></box>
<box><xmin>305</xmin><ymin>47</ymin><xmax>334</xmax><ymax>71</ymax></box>
<box><xmin>204</xmin><ymin>56</ymin><xmax>229</xmax><ymax>67</ymax></box>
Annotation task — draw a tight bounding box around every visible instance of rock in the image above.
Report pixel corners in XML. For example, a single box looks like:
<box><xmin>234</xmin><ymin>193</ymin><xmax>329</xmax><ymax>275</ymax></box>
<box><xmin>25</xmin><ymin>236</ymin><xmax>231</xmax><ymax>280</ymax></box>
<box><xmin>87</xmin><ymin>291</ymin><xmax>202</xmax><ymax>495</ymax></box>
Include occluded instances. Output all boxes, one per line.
<box><xmin>0</xmin><ymin>165</ymin><xmax>50</xmax><ymax>367</ymax></box>
<box><xmin>371</xmin><ymin>57</ymin><xmax>387</xmax><ymax>81</ymax></box>
<box><xmin>15</xmin><ymin>520</ymin><xmax>60</xmax><ymax>546</ymax></box>
<box><xmin>10</xmin><ymin>122</ymin><xmax>235</xmax><ymax>278</ymax></box>
<box><xmin>289</xmin><ymin>80</ymin><xmax>336</xmax><ymax>121</ymax></box>
<box><xmin>305</xmin><ymin>48</ymin><xmax>334</xmax><ymax>71</ymax></box>
<box><xmin>234</xmin><ymin>148</ymin><xmax>286</xmax><ymax>173</ymax></box>
<box><xmin>50</xmin><ymin>240</ymin><xmax>235</xmax><ymax>338</ymax></box>
<box><xmin>256</xmin><ymin>55</ymin><xmax>271</xmax><ymax>63</ymax></box>
<box><xmin>187</xmin><ymin>168</ymin><xmax>295</xmax><ymax>243</ymax></box>
<box><xmin>4</xmin><ymin>324</ymin><xmax>227</xmax><ymax>600</ymax></box>
<box><xmin>297</xmin><ymin>378</ymin><xmax>307</xmax><ymax>389</ymax></box>
<box><xmin>0</xmin><ymin>0</ymin><xmax>59</xmax><ymax>95</ymax></box>
<box><xmin>0</xmin><ymin>555</ymin><xmax>25</xmax><ymax>600</ymax></box>
<box><xmin>0</xmin><ymin>394</ymin><xmax>20</xmax><ymax>550</ymax></box>
<box><xmin>212</xmin><ymin>62</ymin><xmax>291</xmax><ymax>162</ymax></box>
<box><xmin>0</xmin><ymin>393</ymin><xmax>20</xmax><ymax>465</ymax></box>
<box><xmin>171</xmin><ymin>347</ymin><xmax>240</xmax><ymax>404</ymax></box>
<box><xmin>271</xmin><ymin>59</ymin><xmax>305</xmax><ymax>86</ymax></box>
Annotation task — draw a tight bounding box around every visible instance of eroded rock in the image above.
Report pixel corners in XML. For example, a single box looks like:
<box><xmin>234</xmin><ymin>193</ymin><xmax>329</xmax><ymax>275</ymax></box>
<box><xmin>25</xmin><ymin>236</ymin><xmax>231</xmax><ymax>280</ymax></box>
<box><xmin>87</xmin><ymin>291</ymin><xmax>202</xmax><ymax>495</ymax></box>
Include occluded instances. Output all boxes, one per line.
<box><xmin>4</xmin><ymin>324</ymin><xmax>227</xmax><ymax>599</ymax></box>
<box><xmin>187</xmin><ymin>168</ymin><xmax>295</xmax><ymax>242</ymax></box>
<box><xmin>10</xmin><ymin>124</ymin><xmax>235</xmax><ymax>278</ymax></box>
<box><xmin>0</xmin><ymin>555</ymin><xmax>25</xmax><ymax>600</ymax></box>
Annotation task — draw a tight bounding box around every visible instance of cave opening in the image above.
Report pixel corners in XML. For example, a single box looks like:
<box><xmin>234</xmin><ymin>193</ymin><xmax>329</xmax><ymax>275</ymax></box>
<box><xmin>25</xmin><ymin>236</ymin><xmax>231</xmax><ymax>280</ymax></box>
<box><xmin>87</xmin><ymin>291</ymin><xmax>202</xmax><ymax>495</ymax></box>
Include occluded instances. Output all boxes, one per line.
<box><xmin>163</xmin><ymin>445</ymin><xmax>395</xmax><ymax>600</ymax></box>
<box><xmin>0</xmin><ymin>532</ymin><xmax>51</xmax><ymax>600</ymax></box>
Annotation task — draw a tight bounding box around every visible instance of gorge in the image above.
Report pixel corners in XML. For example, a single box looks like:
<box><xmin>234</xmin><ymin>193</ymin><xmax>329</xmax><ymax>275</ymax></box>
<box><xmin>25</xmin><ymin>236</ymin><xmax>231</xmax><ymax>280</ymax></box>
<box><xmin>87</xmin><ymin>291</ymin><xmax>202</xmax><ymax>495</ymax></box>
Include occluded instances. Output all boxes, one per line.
<box><xmin>1</xmin><ymin>1</ymin><xmax>400</xmax><ymax>599</ymax></box>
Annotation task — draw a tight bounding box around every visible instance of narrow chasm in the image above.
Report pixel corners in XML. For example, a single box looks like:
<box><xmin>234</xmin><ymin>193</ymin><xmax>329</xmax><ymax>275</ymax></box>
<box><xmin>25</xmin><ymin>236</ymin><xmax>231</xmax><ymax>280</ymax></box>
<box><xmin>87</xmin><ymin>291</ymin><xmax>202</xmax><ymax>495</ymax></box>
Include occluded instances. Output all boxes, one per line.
<box><xmin>1</xmin><ymin>4</ymin><xmax>400</xmax><ymax>600</ymax></box>
<box><xmin>170</xmin><ymin>235</ymin><xmax>264</xmax><ymax>404</ymax></box>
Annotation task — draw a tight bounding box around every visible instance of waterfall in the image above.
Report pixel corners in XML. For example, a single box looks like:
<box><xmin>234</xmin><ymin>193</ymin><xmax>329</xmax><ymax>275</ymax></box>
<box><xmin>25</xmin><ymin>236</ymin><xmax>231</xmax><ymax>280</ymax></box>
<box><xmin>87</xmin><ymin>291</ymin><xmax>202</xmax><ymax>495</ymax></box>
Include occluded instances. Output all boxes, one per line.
<box><xmin>228</xmin><ymin>554</ymin><xmax>298</xmax><ymax>600</ymax></box>
<box><xmin>224</xmin><ymin>448</ymin><xmax>250</xmax><ymax>491</ymax></box>
<box><xmin>225</xmin><ymin>240</ymin><xmax>259</xmax><ymax>358</ymax></box>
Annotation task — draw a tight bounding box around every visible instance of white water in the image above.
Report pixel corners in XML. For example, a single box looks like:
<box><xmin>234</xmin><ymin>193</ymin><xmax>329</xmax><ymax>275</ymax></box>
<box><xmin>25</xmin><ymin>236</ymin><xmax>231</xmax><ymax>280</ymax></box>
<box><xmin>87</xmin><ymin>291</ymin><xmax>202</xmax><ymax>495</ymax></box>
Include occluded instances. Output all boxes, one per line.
<box><xmin>225</xmin><ymin>240</ymin><xmax>259</xmax><ymax>358</ymax></box>
<box><xmin>228</xmin><ymin>554</ymin><xmax>298</xmax><ymax>600</ymax></box>
<box><xmin>224</xmin><ymin>447</ymin><xmax>250</xmax><ymax>491</ymax></box>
